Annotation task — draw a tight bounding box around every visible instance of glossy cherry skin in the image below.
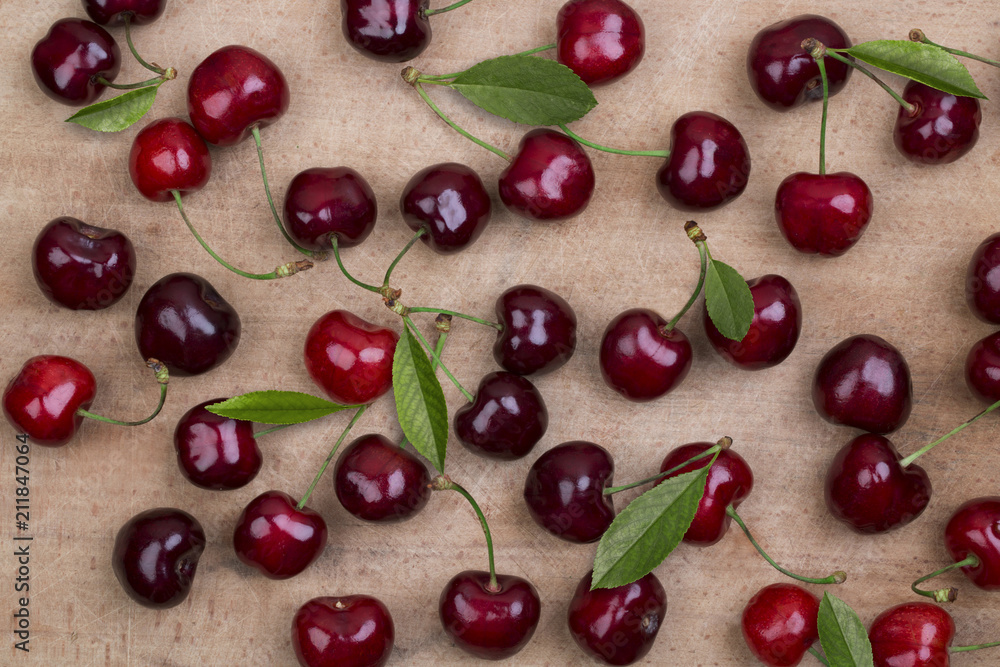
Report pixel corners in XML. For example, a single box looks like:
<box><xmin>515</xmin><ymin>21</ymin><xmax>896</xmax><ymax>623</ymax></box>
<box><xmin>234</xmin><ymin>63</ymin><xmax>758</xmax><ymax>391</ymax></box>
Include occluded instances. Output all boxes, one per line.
<box><xmin>704</xmin><ymin>275</ymin><xmax>801</xmax><ymax>370</ymax></box>
<box><xmin>868</xmin><ymin>602</ymin><xmax>954</xmax><ymax>667</ymax></box>
<box><xmin>283</xmin><ymin>167</ymin><xmax>378</xmax><ymax>252</ymax></box>
<box><xmin>812</xmin><ymin>334</ymin><xmax>912</xmax><ymax>434</ymax></box>
<box><xmin>304</xmin><ymin>310</ymin><xmax>398</xmax><ymax>405</ymax></box>
<box><xmin>568</xmin><ymin>570</ymin><xmax>667</xmax><ymax>666</ymax></box>
<box><xmin>966</xmin><ymin>232</ymin><xmax>1000</xmax><ymax>323</ymax></box>
<box><xmin>340</xmin><ymin>0</ymin><xmax>431</xmax><ymax>63</ymax></box>
<box><xmin>498</xmin><ymin>129</ymin><xmax>595</xmax><ymax>222</ymax></box>
<box><xmin>944</xmin><ymin>496</ymin><xmax>1000</xmax><ymax>590</ymax></box>
<box><xmin>111</xmin><ymin>508</ymin><xmax>206</xmax><ymax>609</ymax></box>
<box><xmin>742</xmin><ymin>583</ymin><xmax>820</xmax><ymax>667</ymax></box>
<box><xmin>556</xmin><ymin>0</ymin><xmax>645</xmax><ymax>87</ymax></box>
<box><xmin>292</xmin><ymin>595</ymin><xmax>395</xmax><ymax>667</ymax></box>
<box><xmin>187</xmin><ymin>45</ymin><xmax>290</xmax><ymax>146</ymax></box>
<box><xmin>746</xmin><ymin>15</ymin><xmax>852</xmax><ymax>112</ymax></box>
<box><xmin>401</xmin><ymin>162</ymin><xmax>492</xmax><ymax>254</ymax></box>
<box><xmin>523</xmin><ymin>441</ymin><xmax>615</xmax><ymax>543</ymax></box>
<box><xmin>600</xmin><ymin>308</ymin><xmax>692</xmax><ymax>402</ymax></box>
<box><xmin>83</xmin><ymin>0</ymin><xmax>166</xmax><ymax>25</ymax></box>
<box><xmin>656</xmin><ymin>111</ymin><xmax>751</xmax><ymax>212</ymax></box>
<box><xmin>493</xmin><ymin>284</ymin><xmax>577</xmax><ymax>376</ymax></box>
<box><xmin>2</xmin><ymin>356</ymin><xmax>96</xmax><ymax>447</ymax></box>
<box><xmin>129</xmin><ymin>117</ymin><xmax>212</xmax><ymax>202</ymax></box>
<box><xmin>32</xmin><ymin>217</ymin><xmax>136</xmax><ymax>310</ymax></box>
<box><xmin>454</xmin><ymin>371</ymin><xmax>548</xmax><ymax>460</ymax></box>
<box><xmin>173</xmin><ymin>399</ymin><xmax>262</xmax><ymax>490</ymax></box>
<box><xmin>333</xmin><ymin>434</ymin><xmax>431</xmax><ymax>522</ymax></box>
<box><xmin>31</xmin><ymin>18</ymin><xmax>120</xmax><ymax>106</ymax></box>
<box><xmin>894</xmin><ymin>81</ymin><xmax>981</xmax><ymax>165</ymax></box>
<box><xmin>439</xmin><ymin>571</ymin><xmax>542</xmax><ymax>660</ymax></box>
<box><xmin>232</xmin><ymin>490</ymin><xmax>327</xmax><ymax>580</ymax></box>
<box><xmin>966</xmin><ymin>331</ymin><xmax>1000</xmax><ymax>404</ymax></box>
<box><xmin>775</xmin><ymin>172</ymin><xmax>874</xmax><ymax>256</ymax></box>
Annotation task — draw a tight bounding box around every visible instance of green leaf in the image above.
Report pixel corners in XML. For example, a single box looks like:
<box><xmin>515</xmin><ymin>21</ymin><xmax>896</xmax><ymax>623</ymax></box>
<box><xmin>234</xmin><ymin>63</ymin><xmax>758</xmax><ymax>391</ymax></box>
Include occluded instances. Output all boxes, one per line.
<box><xmin>393</xmin><ymin>324</ymin><xmax>448</xmax><ymax>473</ymax></box>
<box><xmin>206</xmin><ymin>391</ymin><xmax>355</xmax><ymax>424</ymax></box>
<box><xmin>65</xmin><ymin>85</ymin><xmax>160</xmax><ymax>132</ymax></box>
<box><xmin>447</xmin><ymin>55</ymin><xmax>598</xmax><ymax>126</ymax></box>
<box><xmin>845</xmin><ymin>40</ymin><xmax>986</xmax><ymax>99</ymax></box>
<box><xmin>818</xmin><ymin>592</ymin><xmax>874</xmax><ymax>667</ymax></box>
<box><xmin>704</xmin><ymin>259</ymin><xmax>754</xmax><ymax>342</ymax></box>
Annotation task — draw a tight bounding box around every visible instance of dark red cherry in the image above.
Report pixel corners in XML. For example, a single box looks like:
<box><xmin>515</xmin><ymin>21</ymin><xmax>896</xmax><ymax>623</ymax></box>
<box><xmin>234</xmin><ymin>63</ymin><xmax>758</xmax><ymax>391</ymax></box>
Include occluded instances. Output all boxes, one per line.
<box><xmin>966</xmin><ymin>331</ymin><xmax>1000</xmax><ymax>404</ymax></box>
<box><xmin>746</xmin><ymin>15</ymin><xmax>852</xmax><ymax>112</ymax></box>
<box><xmin>523</xmin><ymin>441</ymin><xmax>615</xmax><ymax>543</ymax></box>
<box><xmin>292</xmin><ymin>595</ymin><xmax>395</xmax><ymax>667</ymax></box>
<box><xmin>31</xmin><ymin>18</ymin><xmax>120</xmax><ymax>106</ymax></box>
<box><xmin>568</xmin><ymin>570</ymin><xmax>667</xmax><ymax>666</ymax></box>
<box><xmin>173</xmin><ymin>399</ymin><xmax>262</xmax><ymax>490</ymax></box>
<box><xmin>304</xmin><ymin>310</ymin><xmax>398</xmax><ymax>405</ymax></box>
<box><xmin>134</xmin><ymin>272</ymin><xmax>241</xmax><ymax>377</ymax></box>
<box><xmin>868</xmin><ymin>602</ymin><xmax>954</xmax><ymax>667</ymax></box>
<box><xmin>498</xmin><ymin>129</ymin><xmax>595</xmax><ymax>222</ymax></box>
<box><xmin>400</xmin><ymin>162</ymin><xmax>492</xmax><ymax>254</ymax></box>
<box><xmin>599</xmin><ymin>308</ymin><xmax>692</xmax><ymax>402</ymax></box>
<box><xmin>556</xmin><ymin>0</ymin><xmax>645</xmax><ymax>87</ymax></box>
<box><xmin>944</xmin><ymin>496</ymin><xmax>1000</xmax><ymax>590</ymax></box>
<box><xmin>333</xmin><ymin>434</ymin><xmax>431</xmax><ymax>522</ymax></box>
<box><xmin>454</xmin><ymin>371</ymin><xmax>548</xmax><ymax>460</ymax></box>
<box><xmin>111</xmin><ymin>507</ymin><xmax>206</xmax><ymax>609</ymax></box>
<box><xmin>187</xmin><ymin>45</ymin><xmax>290</xmax><ymax>146</ymax></box>
<box><xmin>704</xmin><ymin>275</ymin><xmax>801</xmax><ymax>370</ymax></box>
<box><xmin>656</xmin><ymin>111</ymin><xmax>751</xmax><ymax>212</ymax></box>
<box><xmin>439</xmin><ymin>571</ymin><xmax>541</xmax><ymax>660</ymax></box>
<box><xmin>742</xmin><ymin>583</ymin><xmax>820</xmax><ymax>667</ymax></box>
<box><xmin>966</xmin><ymin>232</ymin><xmax>1000</xmax><ymax>324</ymax></box>
<box><xmin>3</xmin><ymin>356</ymin><xmax>96</xmax><ymax>447</ymax></box>
<box><xmin>83</xmin><ymin>0</ymin><xmax>166</xmax><ymax>25</ymax></box>
<box><xmin>340</xmin><ymin>0</ymin><xmax>431</xmax><ymax>63</ymax></box>
<box><xmin>232</xmin><ymin>490</ymin><xmax>327</xmax><ymax>580</ymax></box>
<box><xmin>775</xmin><ymin>172</ymin><xmax>874</xmax><ymax>257</ymax></box>
<box><xmin>283</xmin><ymin>167</ymin><xmax>378</xmax><ymax>252</ymax></box>
<box><xmin>32</xmin><ymin>217</ymin><xmax>136</xmax><ymax>311</ymax></box>
<box><xmin>894</xmin><ymin>80</ymin><xmax>981</xmax><ymax>165</ymax></box>
<box><xmin>129</xmin><ymin>117</ymin><xmax>212</xmax><ymax>203</ymax></box>
<box><xmin>493</xmin><ymin>284</ymin><xmax>577</xmax><ymax>376</ymax></box>
<box><xmin>812</xmin><ymin>334</ymin><xmax>912</xmax><ymax>434</ymax></box>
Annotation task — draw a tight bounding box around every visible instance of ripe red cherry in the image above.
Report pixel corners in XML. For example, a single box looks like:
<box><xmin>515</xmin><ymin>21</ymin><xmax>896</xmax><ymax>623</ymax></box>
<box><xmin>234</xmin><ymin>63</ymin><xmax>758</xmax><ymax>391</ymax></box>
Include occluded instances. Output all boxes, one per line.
<box><xmin>304</xmin><ymin>310</ymin><xmax>398</xmax><ymax>405</ymax></box>
<box><xmin>600</xmin><ymin>308</ymin><xmax>692</xmax><ymax>402</ymax></box>
<box><xmin>741</xmin><ymin>583</ymin><xmax>820</xmax><ymax>667</ymax></box>
<box><xmin>568</xmin><ymin>570</ymin><xmax>667</xmax><ymax>666</ymax></box>
<box><xmin>966</xmin><ymin>232</ymin><xmax>1000</xmax><ymax>323</ymax></box>
<box><xmin>966</xmin><ymin>331</ymin><xmax>1000</xmax><ymax>404</ymax></box>
<box><xmin>556</xmin><ymin>0</ymin><xmax>645</xmax><ymax>87</ymax></box>
<box><xmin>31</xmin><ymin>18</ymin><xmax>120</xmax><ymax>106</ymax></box>
<box><xmin>704</xmin><ymin>275</ymin><xmax>801</xmax><ymax>370</ymax></box>
<box><xmin>333</xmin><ymin>434</ymin><xmax>431</xmax><ymax>522</ymax></box>
<box><xmin>3</xmin><ymin>356</ymin><xmax>96</xmax><ymax>447</ymax></box>
<box><xmin>944</xmin><ymin>496</ymin><xmax>1000</xmax><ymax>590</ymax></box>
<box><xmin>292</xmin><ymin>595</ymin><xmax>395</xmax><ymax>667</ymax></box>
<box><xmin>454</xmin><ymin>371</ymin><xmax>548</xmax><ymax>460</ymax></box>
<box><xmin>656</xmin><ymin>111</ymin><xmax>751</xmax><ymax>212</ymax></box>
<box><xmin>112</xmin><ymin>508</ymin><xmax>206</xmax><ymax>609</ymax></box>
<box><xmin>400</xmin><ymin>162</ymin><xmax>492</xmax><ymax>254</ymax></box>
<box><xmin>187</xmin><ymin>45</ymin><xmax>290</xmax><ymax>146</ymax></box>
<box><xmin>83</xmin><ymin>0</ymin><xmax>166</xmax><ymax>25</ymax></box>
<box><xmin>340</xmin><ymin>0</ymin><xmax>431</xmax><ymax>63</ymax></box>
<box><xmin>173</xmin><ymin>399</ymin><xmax>262</xmax><ymax>491</ymax></box>
<box><xmin>439</xmin><ymin>571</ymin><xmax>542</xmax><ymax>660</ymax></box>
<box><xmin>894</xmin><ymin>80</ymin><xmax>981</xmax><ymax>165</ymax></box>
<box><xmin>775</xmin><ymin>172</ymin><xmax>874</xmax><ymax>256</ymax></box>
<box><xmin>812</xmin><ymin>334</ymin><xmax>912</xmax><ymax>434</ymax></box>
<box><xmin>493</xmin><ymin>284</ymin><xmax>577</xmax><ymax>376</ymax></box>
<box><xmin>283</xmin><ymin>167</ymin><xmax>378</xmax><ymax>252</ymax></box>
<box><xmin>32</xmin><ymin>217</ymin><xmax>136</xmax><ymax>311</ymax></box>
<box><xmin>232</xmin><ymin>490</ymin><xmax>327</xmax><ymax>580</ymax></box>
<box><xmin>498</xmin><ymin>129</ymin><xmax>595</xmax><ymax>222</ymax></box>
<box><xmin>129</xmin><ymin>117</ymin><xmax>212</xmax><ymax>203</ymax></box>
<box><xmin>746</xmin><ymin>15</ymin><xmax>852</xmax><ymax>112</ymax></box>
<box><xmin>868</xmin><ymin>602</ymin><xmax>954</xmax><ymax>667</ymax></box>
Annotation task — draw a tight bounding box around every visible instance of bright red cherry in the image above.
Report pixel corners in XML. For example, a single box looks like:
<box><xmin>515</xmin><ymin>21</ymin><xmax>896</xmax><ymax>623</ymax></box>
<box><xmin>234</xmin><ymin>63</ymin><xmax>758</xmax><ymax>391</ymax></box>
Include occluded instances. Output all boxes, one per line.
<box><xmin>894</xmin><ymin>80</ymin><xmax>981</xmax><ymax>165</ymax></box>
<box><xmin>400</xmin><ymin>162</ymin><xmax>492</xmax><ymax>254</ymax></box>
<box><xmin>233</xmin><ymin>490</ymin><xmax>327</xmax><ymax>580</ymax></box>
<box><xmin>340</xmin><ymin>0</ymin><xmax>431</xmax><ymax>63</ymax></box>
<box><xmin>292</xmin><ymin>595</ymin><xmax>395</xmax><ymax>667</ymax></box>
<box><xmin>868</xmin><ymin>602</ymin><xmax>954</xmax><ymax>667</ymax></box>
<box><xmin>304</xmin><ymin>310</ymin><xmax>398</xmax><ymax>405</ymax></box>
<box><xmin>129</xmin><ymin>117</ymin><xmax>212</xmax><ymax>203</ymax></box>
<box><xmin>556</xmin><ymin>0</ymin><xmax>645</xmax><ymax>87</ymax></box>
<box><xmin>944</xmin><ymin>496</ymin><xmax>1000</xmax><ymax>590</ymax></box>
<box><xmin>439</xmin><ymin>571</ymin><xmax>541</xmax><ymax>660</ymax></box>
<box><xmin>454</xmin><ymin>371</ymin><xmax>548</xmax><ymax>460</ymax></box>
<box><xmin>966</xmin><ymin>331</ymin><xmax>1000</xmax><ymax>404</ymax></box>
<box><xmin>283</xmin><ymin>167</ymin><xmax>378</xmax><ymax>252</ymax></box>
<box><xmin>83</xmin><ymin>0</ymin><xmax>166</xmax><ymax>25</ymax></box>
<box><xmin>498</xmin><ymin>129</ymin><xmax>595</xmax><ymax>222</ymax></box>
<box><xmin>741</xmin><ymin>583</ymin><xmax>820</xmax><ymax>667</ymax></box>
<box><xmin>600</xmin><ymin>308</ymin><xmax>692</xmax><ymax>402</ymax></box>
<box><xmin>3</xmin><ymin>356</ymin><xmax>97</xmax><ymax>447</ymax></box>
<box><xmin>31</xmin><ymin>18</ymin><xmax>120</xmax><ymax>106</ymax></box>
<box><xmin>704</xmin><ymin>275</ymin><xmax>801</xmax><ymax>370</ymax></box>
<box><xmin>493</xmin><ymin>284</ymin><xmax>577</xmax><ymax>376</ymax></box>
<box><xmin>333</xmin><ymin>434</ymin><xmax>431</xmax><ymax>522</ymax></box>
<box><xmin>173</xmin><ymin>399</ymin><xmax>262</xmax><ymax>490</ymax></box>
<box><xmin>775</xmin><ymin>172</ymin><xmax>874</xmax><ymax>256</ymax></box>
<box><xmin>966</xmin><ymin>232</ymin><xmax>1000</xmax><ymax>323</ymax></box>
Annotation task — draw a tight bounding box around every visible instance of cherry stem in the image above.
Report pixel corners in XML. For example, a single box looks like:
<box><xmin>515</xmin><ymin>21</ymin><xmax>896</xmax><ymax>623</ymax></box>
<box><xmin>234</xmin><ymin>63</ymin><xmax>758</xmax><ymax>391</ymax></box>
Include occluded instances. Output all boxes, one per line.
<box><xmin>814</xmin><ymin>47</ymin><xmax>830</xmax><ymax>175</ymax></box>
<box><xmin>435</xmin><ymin>476</ymin><xmax>498</xmax><ymax>590</ymax></box>
<box><xmin>407</xmin><ymin>307</ymin><xmax>503</xmax><ymax>330</ymax></box>
<box><xmin>822</xmin><ymin>48</ymin><xmax>915</xmax><ymax>114</ymax></box>
<box><xmin>420</xmin><ymin>44</ymin><xmax>558</xmax><ymax>81</ymax></box>
<box><xmin>424</xmin><ymin>0</ymin><xmax>475</xmax><ymax>17</ymax></box>
<box><xmin>664</xmin><ymin>222</ymin><xmax>709</xmax><ymax>331</ymax></box>
<box><xmin>97</xmin><ymin>75</ymin><xmax>164</xmax><ymax>90</ymax></box>
<box><xmin>558</xmin><ymin>124</ymin><xmax>670</xmax><ymax>158</ymax></box>
<box><xmin>297</xmin><ymin>405</ymin><xmax>367</xmax><ymax>510</ymax></box>
<box><xmin>406</xmin><ymin>79</ymin><xmax>511</xmax><ymax>162</ymax></box>
<box><xmin>911</xmin><ymin>554</ymin><xmax>978</xmax><ymax>603</ymax></box>
<box><xmin>603</xmin><ymin>439</ymin><xmax>730</xmax><ymax>496</ymax></box>
<box><xmin>403</xmin><ymin>316</ymin><xmax>475</xmax><ymax>402</ymax></box>
<box><xmin>899</xmin><ymin>397</ymin><xmax>1000</xmax><ymax>468</ymax></box>
<box><xmin>331</xmin><ymin>236</ymin><xmax>382</xmax><ymax>293</ymax></box>
<box><xmin>76</xmin><ymin>359</ymin><xmax>169</xmax><ymax>426</ymax></box>
<box><xmin>383</xmin><ymin>228</ymin><xmax>427</xmax><ymax>287</ymax></box>
<box><xmin>808</xmin><ymin>648</ymin><xmax>831</xmax><ymax>666</ymax></box>
<box><xmin>123</xmin><ymin>13</ymin><xmax>164</xmax><ymax>74</ymax></box>
<box><xmin>253</xmin><ymin>423</ymin><xmax>296</xmax><ymax>438</ymax></box>
<box><xmin>910</xmin><ymin>29</ymin><xmax>1000</xmax><ymax>69</ymax></box>
<box><xmin>951</xmin><ymin>641</ymin><xmax>1000</xmax><ymax>654</ymax></box>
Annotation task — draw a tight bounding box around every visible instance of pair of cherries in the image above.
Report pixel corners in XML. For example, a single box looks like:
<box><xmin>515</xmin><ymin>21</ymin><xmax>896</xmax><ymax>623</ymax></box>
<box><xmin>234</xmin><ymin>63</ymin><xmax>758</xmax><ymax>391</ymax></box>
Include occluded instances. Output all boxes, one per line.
<box><xmin>965</xmin><ymin>232</ymin><xmax>1000</xmax><ymax>406</ymax></box>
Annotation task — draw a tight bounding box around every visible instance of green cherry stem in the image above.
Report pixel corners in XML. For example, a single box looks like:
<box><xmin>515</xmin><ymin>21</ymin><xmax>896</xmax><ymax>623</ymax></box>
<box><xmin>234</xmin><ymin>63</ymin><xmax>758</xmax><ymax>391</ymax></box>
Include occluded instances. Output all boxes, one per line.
<box><xmin>424</xmin><ymin>0</ymin><xmax>476</xmax><ymax>17</ymax></box>
<box><xmin>97</xmin><ymin>74</ymin><xmax>168</xmax><ymax>90</ymax></box>
<box><xmin>665</xmin><ymin>222</ymin><xmax>709</xmax><ymax>331</ymax></box>
<box><xmin>558</xmin><ymin>124</ymin><xmax>669</xmax><ymax>158</ymax></box>
<box><xmin>899</xmin><ymin>397</ymin><xmax>1000</xmax><ymax>468</ymax></box>
<box><xmin>433</xmin><ymin>476</ymin><xmax>499</xmax><ymax>591</ymax></box>
<box><xmin>407</xmin><ymin>307</ymin><xmax>503</xmax><ymax>330</ymax></box>
<box><xmin>76</xmin><ymin>359</ymin><xmax>168</xmax><ymax>426</ymax></box>
<box><xmin>812</xmin><ymin>44</ymin><xmax>830</xmax><ymax>175</ymax></box>
<box><xmin>911</xmin><ymin>554</ymin><xmax>978</xmax><ymax>603</ymax></box>
<box><xmin>910</xmin><ymin>29</ymin><xmax>1000</xmax><ymax>68</ymax></box>
<box><xmin>298</xmin><ymin>405</ymin><xmax>367</xmax><ymax>509</ymax></box>
<box><xmin>403</xmin><ymin>316</ymin><xmax>475</xmax><ymax>402</ymax></box>
<box><xmin>817</xmin><ymin>44</ymin><xmax>915</xmax><ymax>113</ymax></box>
<box><xmin>603</xmin><ymin>438</ymin><xmax>730</xmax><ymax>496</ymax></box>
<box><xmin>123</xmin><ymin>13</ymin><xmax>165</xmax><ymax>74</ymax></box>
<box><xmin>419</xmin><ymin>43</ymin><xmax>558</xmax><ymax>81</ymax></box>
<box><xmin>951</xmin><ymin>641</ymin><xmax>1000</xmax><ymax>654</ymax></box>
<box><xmin>331</xmin><ymin>236</ymin><xmax>382</xmax><ymax>293</ymax></box>
<box><xmin>808</xmin><ymin>648</ymin><xmax>831</xmax><ymax>667</ymax></box>
<box><xmin>253</xmin><ymin>423</ymin><xmax>297</xmax><ymax>438</ymax></box>
<box><xmin>383</xmin><ymin>228</ymin><xmax>427</xmax><ymax>287</ymax></box>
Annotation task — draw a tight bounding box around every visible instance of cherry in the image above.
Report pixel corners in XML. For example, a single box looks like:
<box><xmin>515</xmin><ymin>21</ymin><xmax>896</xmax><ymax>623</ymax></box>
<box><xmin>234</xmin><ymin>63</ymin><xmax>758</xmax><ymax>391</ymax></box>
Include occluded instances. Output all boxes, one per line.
<box><xmin>232</xmin><ymin>490</ymin><xmax>327</xmax><ymax>580</ymax></box>
<box><xmin>83</xmin><ymin>0</ymin><xmax>166</xmax><ymax>25</ymax></box>
<box><xmin>454</xmin><ymin>371</ymin><xmax>548</xmax><ymax>461</ymax></box>
<box><xmin>812</xmin><ymin>334</ymin><xmax>912</xmax><ymax>434</ymax></box>
<box><xmin>400</xmin><ymin>162</ymin><xmax>492</xmax><ymax>254</ymax></box>
<box><xmin>944</xmin><ymin>496</ymin><xmax>1000</xmax><ymax>590</ymax></box>
<box><xmin>129</xmin><ymin>117</ymin><xmax>212</xmax><ymax>203</ymax></box>
<box><xmin>704</xmin><ymin>275</ymin><xmax>801</xmax><ymax>370</ymax></box>
<box><xmin>775</xmin><ymin>172</ymin><xmax>874</xmax><ymax>256</ymax></box>
<box><xmin>966</xmin><ymin>331</ymin><xmax>1000</xmax><ymax>404</ymax></box>
<box><xmin>32</xmin><ymin>217</ymin><xmax>136</xmax><ymax>311</ymax></box>
<box><xmin>3</xmin><ymin>356</ymin><xmax>96</xmax><ymax>447</ymax></box>
<box><xmin>173</xmin><ymin>399</ymin><xmax>262</xmax><ymax>490</ymax></box>
<box><xmin>742</xmin><ymin>583</ymin><xmax>820</xmax><ymax>667</ymax></box>
<box><xmin>567</xmin><ymin>570</ymin><xmax>667</xmax><ymax>666</ymax></box>
<box><xmin>498</xmin><ymin>129</ymin><xmax>595</xmax><ymax>222</ymax></box>
<box><xmin>493</xmin><ymin>284</ymin><xmax>577</xmax><ymax>376</ymax></box>
<box><xmin>283</xmin><ymin>167</ymin><xmax>378</xmax><ymax>252</ymax></box>
<box><xmin>966</xmin><ymin>232</ymin><xmax>1000</xmax><ymax>324</ymax></box>
<box><xmin>894</xmin><ymin>80</ymin><xmax>981</xmax><ymax>165</ymax></box>
<box><xmin>556</xmin><ymin>0</ymin><xmax>645</xmax><ymax>87</ymax></box>
<box><xmin>333</xmin><ymin>434</ymin><xmax>431</xmax><ymax>522</ymax></box>
<box><xmin>111</xmin><ymin>507</ymin><xmax>206</xmax><ymax>609</ymax></box>
<box><xmin>600</xmin><ymin>308</ymin><xmax>692</xmax><ymax>402</ymax></box>
<box><xmin>868</xmin><ymin>602</ymin><xmax>954</xmax><ymax>667</ymax></box>
<box><xmin>187</xmin><ymin>45</ymin><xmax>290</xmax><ymax>146</ymax></box>
<box><xmin>31</xmin><ymin>18</ymin><xmax>120</xmax><ymax>106</ymax></box>
<box><xmin>304</xmin><ymin>310</ymin><xmax>398</xmax><ymax>405</ymax></box>
<box><xmin>439</xmin><ymin>570</ymin><xmax>541</xmax><ymax>660</ymax></box>
<box><xmin>523</xmin><ymin>441</ymin><xmax>615</xmax><ymax>543</ymax></box>
<box><xmin>340</xmin><ymin>0</ymin><xmax>431</xmax><ymax>63</ymax></box>
<box><xmin>292</xmin><ymin>595</ymin><xmax>395</xmax><ymax>667</ymax></box>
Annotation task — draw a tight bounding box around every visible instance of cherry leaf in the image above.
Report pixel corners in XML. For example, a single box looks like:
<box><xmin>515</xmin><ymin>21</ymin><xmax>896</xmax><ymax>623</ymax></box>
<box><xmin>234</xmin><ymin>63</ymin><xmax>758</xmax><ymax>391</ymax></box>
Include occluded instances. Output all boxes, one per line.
<box><xmin>393</xmin><ymin>324</ymin><xmax>448</xmax><ymax>473</ymax></box>
<box><xmin>64</xmin><ymin>85</ymin><xmax>159</xmax><ymax>132</ymax></box>
<box><xmin>845</xmin><ymin>41</ymin><xmax>986</xmax><ymax>99</ymax></box>
<box><xmin>704</xmin><ymin>258</ymin><xmax>754</xmax><ymax>342</ymax></box>
<box><xmin>206</xmin><ymin>391</ymin><xmax>356</xmax><ymax>424</ymax></box>
<box><xmin>817</xmin><ymin>592</ymin><xmax>874</xmax><ymax>667</ymax></box>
